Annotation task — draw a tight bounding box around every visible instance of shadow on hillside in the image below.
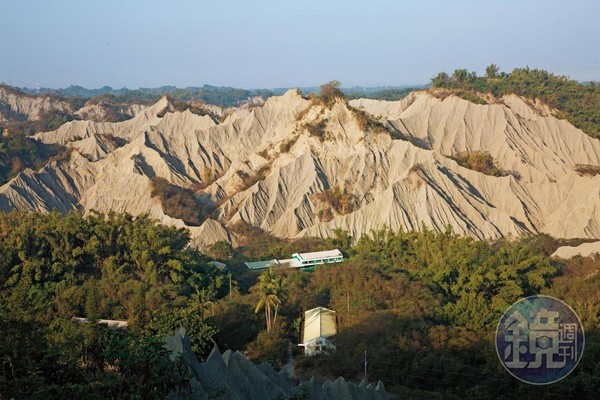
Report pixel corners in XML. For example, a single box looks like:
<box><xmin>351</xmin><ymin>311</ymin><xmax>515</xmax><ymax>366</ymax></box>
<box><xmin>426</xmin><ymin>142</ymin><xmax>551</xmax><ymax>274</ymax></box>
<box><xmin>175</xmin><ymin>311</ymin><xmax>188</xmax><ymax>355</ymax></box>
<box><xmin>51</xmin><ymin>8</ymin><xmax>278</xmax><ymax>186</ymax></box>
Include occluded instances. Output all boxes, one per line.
<box><xmin>295</xmin><ymin>311</ymin><xmax>600</xmax><ymax>399</ymax></box>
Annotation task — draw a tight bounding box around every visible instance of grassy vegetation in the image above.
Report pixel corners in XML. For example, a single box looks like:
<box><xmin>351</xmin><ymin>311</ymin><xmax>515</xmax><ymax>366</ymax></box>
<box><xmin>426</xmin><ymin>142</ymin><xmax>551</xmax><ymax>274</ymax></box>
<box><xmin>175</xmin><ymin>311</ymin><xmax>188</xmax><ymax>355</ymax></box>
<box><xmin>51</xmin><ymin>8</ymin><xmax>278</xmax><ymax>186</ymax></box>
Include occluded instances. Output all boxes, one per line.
<box><xmin>298</xmin><ymin>81</ymin><xmax>393</xmax><ymax>141</ymax></box>
<box><xmin>454</xmin><ymin>90</ymin><xmax>488</xmax><ymax>105</ymax></box>
<box><xmin>310</xmin><ymin>80</ymin><xmax>346</xmax><ymax>108</ymax></box>
<box><xmin>431</xmin><ymin>66</ymin><xmax>600</xmax><ymax>139</ymax></box>
<box><xmin>150</xmin><ymin>177</ymin><xmax>215</xmax><ymax>226</ymax></box>
<box><xmin>574</xmin><ymin>164</ymin><xmax>600</xmax><ymax>177</ymax></box>
<box><xmin>303</xmin><ymin>119</ymin><xmax>328</xmax><ymax>141</ymax></box>
<box><xmin>312</xmin><ymin>186</ymin><xmax>356</xmax><ymax>221</ymax></box>
<box><xmin>450</xmin><ymin>151</ymin><xmax>506</xmax><ymax>177</ymax></box>
<box><xmin>350</xmin><ymin>107</ymin><xmax>389</xmax><ymax>134</ymax></box>
<box><xmin>156</xmin><ymin>95</ymin><xmax>220</xmax><ymax>121</ymax></box>
<box><xmin>0</xmin><ymin>128</ymin><xmax>71</xmax><ymax>184</ymax></box>
<box><xmin>235</xmin><ymin>164</ymin><xmax>271</xmax><ymax>191</ymax></box>
<box><xmin>279</xmin><ymin>135</ymin><xmax>298</xmax><ymax>153</ymax></box>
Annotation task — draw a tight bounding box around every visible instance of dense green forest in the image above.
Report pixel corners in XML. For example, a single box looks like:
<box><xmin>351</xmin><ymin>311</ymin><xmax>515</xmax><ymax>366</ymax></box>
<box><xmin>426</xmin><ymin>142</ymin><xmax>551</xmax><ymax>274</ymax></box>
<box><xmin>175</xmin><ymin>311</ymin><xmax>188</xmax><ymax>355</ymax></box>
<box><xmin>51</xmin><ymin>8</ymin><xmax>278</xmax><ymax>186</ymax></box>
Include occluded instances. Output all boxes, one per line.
<box><xmin>1</xmin><ymin>211</ymin><xmax>598</xmax><ymax>399</ymax></box>
<box><xmin>431</xmin><ymin>65</ymin><xmax>600</xmax><ymax>139</ymax></box>
<box><xmin>0</xmin><ymin>212</ymin><xmax>225</xmax><ymax>398</ymax></box>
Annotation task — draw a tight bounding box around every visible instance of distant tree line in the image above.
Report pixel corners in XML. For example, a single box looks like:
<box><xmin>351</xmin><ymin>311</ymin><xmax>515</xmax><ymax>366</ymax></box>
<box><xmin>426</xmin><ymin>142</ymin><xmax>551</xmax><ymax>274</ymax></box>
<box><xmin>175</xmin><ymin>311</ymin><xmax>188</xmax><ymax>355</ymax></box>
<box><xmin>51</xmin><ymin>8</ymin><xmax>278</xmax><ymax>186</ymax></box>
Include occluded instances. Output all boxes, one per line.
<box><xmin>18</xmin><ymin>84</ymin><xmax>277</xmax><ymax>108</ymax></box>
<box><xmin>15</xmin><ymin>83</ymin><xmax>424</xmax><ymax>108</ymax></box>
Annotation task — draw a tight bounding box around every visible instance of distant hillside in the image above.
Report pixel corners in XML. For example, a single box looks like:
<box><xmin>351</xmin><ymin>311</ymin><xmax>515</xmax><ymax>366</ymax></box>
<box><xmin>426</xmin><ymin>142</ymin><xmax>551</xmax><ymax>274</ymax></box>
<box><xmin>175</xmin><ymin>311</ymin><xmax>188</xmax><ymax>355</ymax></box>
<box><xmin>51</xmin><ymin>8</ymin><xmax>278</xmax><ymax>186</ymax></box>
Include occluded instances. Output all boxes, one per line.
<box><xmin>0</xmin><ymin>82</ymin><xmax>422</xmax><ymax>185</ymax></box>
<box><xmin>431</xmin><ymin>66</ymin><xmax>600</xmax><ymax>139</ymax></box>
<box><xmin>1</xmin><ymin>82</ymin><xmax>599</xmax><ymax>247</ymax></box>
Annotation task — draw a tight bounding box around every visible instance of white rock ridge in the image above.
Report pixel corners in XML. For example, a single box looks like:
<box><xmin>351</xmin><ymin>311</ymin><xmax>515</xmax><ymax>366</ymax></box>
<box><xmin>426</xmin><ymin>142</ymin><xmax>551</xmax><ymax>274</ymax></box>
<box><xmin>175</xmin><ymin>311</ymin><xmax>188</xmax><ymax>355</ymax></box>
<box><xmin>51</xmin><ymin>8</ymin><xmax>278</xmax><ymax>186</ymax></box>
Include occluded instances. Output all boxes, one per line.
<box><xmin>0</xmin><ymin>90</ymin><xmax>599</xmax><ymax>248</ymax></box>
<box><xmin>0</xmin><ymin>86</ymin><xmax>72</xmax><ymax>120</ymax></box>
<box><xmin>552</xmin><ymin>241</ymin><xmax>600</xmax><ymax>259</ymax></box>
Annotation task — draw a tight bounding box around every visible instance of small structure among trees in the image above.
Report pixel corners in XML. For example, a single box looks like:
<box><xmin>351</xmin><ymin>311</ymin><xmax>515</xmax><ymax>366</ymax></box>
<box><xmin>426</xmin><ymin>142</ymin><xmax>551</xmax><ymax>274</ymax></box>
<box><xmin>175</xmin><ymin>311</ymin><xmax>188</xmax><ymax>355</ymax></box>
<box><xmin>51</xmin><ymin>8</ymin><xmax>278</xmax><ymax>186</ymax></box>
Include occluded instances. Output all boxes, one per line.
<box><xmin>299</xmin><ymin>306</ymin><xmax>337</xmax><ymax>356</ymax></box>
<box><xmin>244</xmin><ymin>249</ymin><xmax>344</xmax><ymax>271</ymax></box>
<box><xmin>290</xmin><ymin>249</ymin><xmax>343</xmax><ymax>268</ymax></box>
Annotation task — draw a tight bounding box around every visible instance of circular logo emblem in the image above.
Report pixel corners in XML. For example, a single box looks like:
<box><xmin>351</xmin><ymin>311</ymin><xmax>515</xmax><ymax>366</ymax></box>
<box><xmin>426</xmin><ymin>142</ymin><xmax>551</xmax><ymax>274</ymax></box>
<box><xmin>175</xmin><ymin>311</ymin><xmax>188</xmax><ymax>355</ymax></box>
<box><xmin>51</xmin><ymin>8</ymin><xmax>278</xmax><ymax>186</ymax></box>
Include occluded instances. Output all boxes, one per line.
<box><xmin>495</xmin><ymin>295</ymin><xmax>584</xmax><ymax>385</ymax></box>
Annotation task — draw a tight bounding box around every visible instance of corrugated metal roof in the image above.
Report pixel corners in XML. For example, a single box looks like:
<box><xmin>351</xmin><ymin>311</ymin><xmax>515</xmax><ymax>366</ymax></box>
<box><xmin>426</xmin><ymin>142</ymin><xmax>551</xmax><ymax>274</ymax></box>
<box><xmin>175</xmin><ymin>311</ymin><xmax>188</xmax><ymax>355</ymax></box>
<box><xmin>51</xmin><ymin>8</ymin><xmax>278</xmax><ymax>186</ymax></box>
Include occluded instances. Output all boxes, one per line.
<box><xmin>73</xmin><ymin>317</ymin><xmax>128</xmax><ymax>329</ymax></box>
<box><xmin>277</xmin><ymin>258</ymin><xmax>303</xmax><ymax>268</ymax></box>
<box><xmin>208</xmin><ymin>261</ymin><xmax>227</xmax><ymax>269</ymax></box>
<box><xmin>302</xmin><ymin>307</ymin><xmax>337</xmax><ymax>343</ymax></box>
<box><xmin>294</xmin><ymin>249</ymin><xmax>342</xmax><ymax>261</ymax></box>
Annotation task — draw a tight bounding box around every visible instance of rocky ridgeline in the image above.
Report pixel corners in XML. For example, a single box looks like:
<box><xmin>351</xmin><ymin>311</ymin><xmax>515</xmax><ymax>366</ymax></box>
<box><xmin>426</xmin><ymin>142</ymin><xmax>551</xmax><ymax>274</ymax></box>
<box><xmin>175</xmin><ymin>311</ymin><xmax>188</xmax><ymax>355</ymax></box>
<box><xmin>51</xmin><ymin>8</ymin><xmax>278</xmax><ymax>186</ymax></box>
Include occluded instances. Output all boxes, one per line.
<box><xmin>0</xmin><ymin>88</ymin><xmax>599</xmax><ymax>249</ymax></box>
<box><xmin>0</xmin><ymin>86</ymin><xmax>73</xmax><ymax>121</ymax></box>
<box><xmin>165</xmin><ymin>329</ymin><xmax>387</xmax><ymax>400</ymax></box>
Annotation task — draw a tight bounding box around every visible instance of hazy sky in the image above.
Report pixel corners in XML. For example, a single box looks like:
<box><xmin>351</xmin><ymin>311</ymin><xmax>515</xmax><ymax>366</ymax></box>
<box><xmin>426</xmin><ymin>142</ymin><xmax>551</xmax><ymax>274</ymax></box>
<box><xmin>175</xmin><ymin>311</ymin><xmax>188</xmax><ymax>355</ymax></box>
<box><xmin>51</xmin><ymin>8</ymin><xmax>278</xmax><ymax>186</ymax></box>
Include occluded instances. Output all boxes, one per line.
<box><xmin>1</xmin><ymin>0</ymin><xmax>599</xmax><ymax>89</ymax></box>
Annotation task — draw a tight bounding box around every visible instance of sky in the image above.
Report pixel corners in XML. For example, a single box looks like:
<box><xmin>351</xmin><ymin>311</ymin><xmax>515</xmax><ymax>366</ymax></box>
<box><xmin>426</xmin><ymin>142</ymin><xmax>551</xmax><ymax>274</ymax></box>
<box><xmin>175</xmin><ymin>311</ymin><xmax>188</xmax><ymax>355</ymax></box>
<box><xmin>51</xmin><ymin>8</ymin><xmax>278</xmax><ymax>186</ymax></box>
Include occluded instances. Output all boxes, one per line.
<box><xmin>1</xmin><ymin>0</ymin><xmax>599</xmax><ymax>89</ymax></box>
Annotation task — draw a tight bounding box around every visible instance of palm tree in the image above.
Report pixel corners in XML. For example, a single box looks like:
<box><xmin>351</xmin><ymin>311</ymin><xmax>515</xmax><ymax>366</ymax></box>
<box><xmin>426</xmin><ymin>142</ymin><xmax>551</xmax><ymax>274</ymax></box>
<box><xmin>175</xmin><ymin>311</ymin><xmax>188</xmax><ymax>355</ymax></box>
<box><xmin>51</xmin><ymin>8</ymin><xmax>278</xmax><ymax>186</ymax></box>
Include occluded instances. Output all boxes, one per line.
<box><xmin>192</xmin><ymin>287</ymin><xmax>215</xmax><ymax>318</ymax></box>
<box><xmin>255</xmin><ymin>293</ymin><xmax>281</xmax><ymax>333</ymax></box>
<box><xmin>254</xmin><ymin>268</ymin><xmax>287</xmax><ymax>333</ymax></box>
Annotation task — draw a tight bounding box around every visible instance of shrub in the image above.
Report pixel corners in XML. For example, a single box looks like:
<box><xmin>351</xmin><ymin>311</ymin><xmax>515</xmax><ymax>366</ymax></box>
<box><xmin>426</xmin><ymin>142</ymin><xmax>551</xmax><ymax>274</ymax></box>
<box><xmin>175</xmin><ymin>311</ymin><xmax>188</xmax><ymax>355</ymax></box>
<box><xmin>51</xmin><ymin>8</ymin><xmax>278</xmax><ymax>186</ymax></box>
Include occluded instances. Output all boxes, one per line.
<box><xmin>150</xmin><ymin>177</ymin><xmax>215</xmax><ymax>226</ymax></box>
<box><xmin>205</xmin><ymin>240</ymin><xmax>234</xmax><ymax>260</ymax></box>
<box><xmin>455</xmin><ymin>91</ymin><xmax>488</xmax><ymax>105</ymax></box>
<box><xmin>235</xmin><ymin>164</ymin><xmax>271</xmax><ymax>191</ymax></box>
<box><xmin>450</xmin><ymin>151</ymin><xmax>506</xmax><ymax>177</ymax></box>
<box><xmin>304</xmin><ymin>120</ymin><xmax>327</xmax><ymax>141</ymax></box>
<box><xmin>148</xmin><ymin>308</ymin><xmax>217</xmax><ymax>360</ymax></box>
<box><xmin>35</xmin><ymin>109</ymin><xmax>80</xmax><ymax>131</ymax></box>
<box><xmin>574</xmin><ymin>164</ymin><xmax>600</xmax><ymax>177</ymax></box>
<box><xmin>212</xmin><ymin>295</ymin><xmax>263</xmax><ymax>350</ymax></box>
<box><xmin>280</xmin><ymin>136</ymin><xmax>298</xmax><ymax>153</ymax></box>
<box><xmin>0</xmin><ymin>129</ymin><xmax>71</xmax><ymax>184</ymax></box>
<box><xmin>318</xmin><ymin>208</ymin><xmax>334</xmax><ymax>222</ymax></box>
<box><xmin>295</xmin><ymin>106</ymin><xmax>311</xmax><ymax>122</ymax></box>
<box><xmin>246</xmin><ymin>328</ymin><xmax>290</xmax><ymax>368</ymax></box>
<box><xmin>316</xmin><ymin>80</ymin><xmax>345</xmax><ymax>108</ymax></box>
<box><xmin>258</xmin><ymin>149</ymin><xmax>269</xmax><ymax>159</ymax></box>
<box><xmin>202</xmin><ymin>166</ymin><xmax>217</xmax><ymax>184</ymax></box>
<box><xmin>157</xmin><ymin>95</ymin><xmax>219</xmax><ymax>121</ymax></box>
<box><xmin>350</xmin><ymin>107</ymin><xmax>389</xmax><ymax>134</ymax></box>
<box><xmin>48</xmin><ymin>147</ymin><xmax>73</xmax><ymax>163</ymax></box>
<box><xmin>313</xmin><ymin>186</ymin><xmax>356</xmax><ymax>219</ymax></box>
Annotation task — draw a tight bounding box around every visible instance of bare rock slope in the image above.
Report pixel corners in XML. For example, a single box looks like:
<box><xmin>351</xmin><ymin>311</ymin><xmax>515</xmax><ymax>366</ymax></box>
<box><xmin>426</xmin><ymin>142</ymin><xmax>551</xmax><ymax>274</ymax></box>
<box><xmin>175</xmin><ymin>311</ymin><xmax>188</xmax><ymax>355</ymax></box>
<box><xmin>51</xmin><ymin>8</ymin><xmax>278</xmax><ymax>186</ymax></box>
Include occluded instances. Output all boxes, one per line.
<box><xmin>0</xmin><ymin>86</ymin><xmax>73</xmax><ymax>120</ymax></box>
<box><xmin>1</xmin><ymin>89</ymin><xmax>600</xmax><ymax>248</ymax></box>
<box><xmin>552</xmin><ymin>241</ymin><xmax>600</xmax><ymax>259</ymax></box>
